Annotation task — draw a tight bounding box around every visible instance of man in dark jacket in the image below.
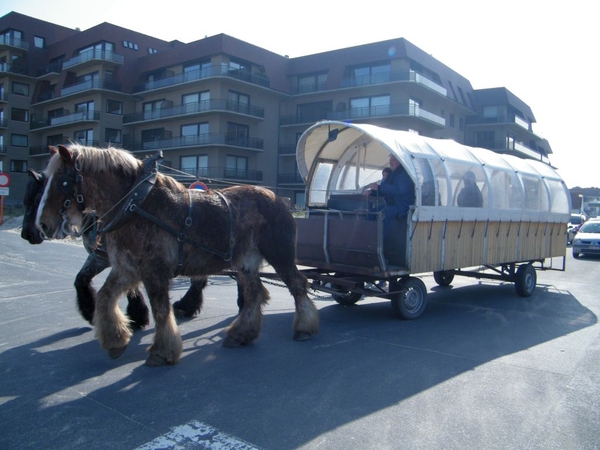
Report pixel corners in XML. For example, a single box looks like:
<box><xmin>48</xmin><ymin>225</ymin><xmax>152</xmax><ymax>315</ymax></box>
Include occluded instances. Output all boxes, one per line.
<box><xmin>363</xmin><ymin>154</ymin><xmax>414</xmax><ymax>236</ymax></box>
<box><xmin>457</xmin><ymin>170</ymin><xmax>483</xmax><ymax>207</ymax></box>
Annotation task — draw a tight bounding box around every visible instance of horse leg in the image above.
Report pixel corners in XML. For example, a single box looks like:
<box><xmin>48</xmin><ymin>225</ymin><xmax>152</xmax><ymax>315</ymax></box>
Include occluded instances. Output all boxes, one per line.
<box><xmin>125</xmin><ymin>286</ymin><xmax>150</xmax><ymax>330</ymax></box>
<box><xmin>223</xmin><ymin>254</ymin><xmax>269</xmax><ymax>347</ymax></box>
<box><xmin>267</xmin><ymin>261</ymin><xmax>319</xmax><ymax>341</ymax></box>
<box><xmin>172</xmin><ymin>276</ymin><xmax>206</xmax><ymax>318</ymax></box>
<box><xmin>94</xmin><ymin>269</ymin><xmax>135</xmax><ymax>359</ymax></box>
<box><xmin>143</xmin><ymin>276</ymin><xmax>182</xmax><ymax>366</ymax></box>
<box><xmin>74</xmin><ymin>254</ymin><xmax>107</xmax><ymax>325</ymax></box>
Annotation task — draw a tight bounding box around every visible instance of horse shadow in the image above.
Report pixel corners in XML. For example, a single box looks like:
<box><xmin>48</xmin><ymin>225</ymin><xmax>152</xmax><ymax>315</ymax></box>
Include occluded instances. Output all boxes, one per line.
<box><xmin>1</xmin><ymin>280</ymin><xmax>596</xmax><ymax>450</ymax></box>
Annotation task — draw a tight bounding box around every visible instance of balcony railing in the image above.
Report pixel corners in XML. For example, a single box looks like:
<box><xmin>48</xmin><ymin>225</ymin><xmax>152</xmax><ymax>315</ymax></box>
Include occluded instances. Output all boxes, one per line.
<box><xmin>174</xmin><ymin>166</ymin><xmax>263</xmax><ymax>182</ymax></box>
<box><xmin>0</xmin><ymin>119</ymin><xmax>7</xmax><ymax>128</ymax></box>
<box><xmin>466</xmin><ymin>114</ymin><xmax>531</xmax><ymax>131</ymax></box>
<box><xmin>61</xmin><ymin>79</ymin><xmax>122</xmax><ymax>96</ymax></box>
<box><xmin>133</xmin><ymin>64</ymin><xmax>270</xmax><ymax>93</ymax></box>
<box><xmin>0</xmin><ymin>35</ymin><xmax>29</xmax><ymax>50</ymax></box>
<box><xmin>340</xmin><ymin>70</ymin><xmax>446</xmax><ymax>96</ymax></box>
<box><xmin>62</xmin><ymin>50</ymin><xmax>124</xmax><ymax>70</ymax></box>
<box><xmin>123</xmin><ymin>99</ymin><xmax>264</xmax><ymax>124</ymax></box>
<box><xmin>131</xmin><ymin>133</ymin><xmax>264</xmax><ymax>152</ymax></box>
<box><xmin>30</xmin><ymin>110</ymin><xmax>101</xmax><ymax>130</ymax></box>
<box><xmin>30</xmin><ymin>141</ymin><xmax>100</xmax><ymax>156</ymax></box>
<box><xmin>0</xmin><ymin>145</ymin><xmax>7</xmax><ymax>154</ymax></box>
<box><xmin>280</xmin><ymin>102</ymin><xmax>445</xmax><ymax>126</ymax></box>
<box><xmin>278</xmin><ymin>172</ymin><xmax>304</xmax><ymax>184</ymax></box>
<box><xmin>278</xmin><ymin>145</ymin><xmax>296</xmax><ymax>155</ymax></box>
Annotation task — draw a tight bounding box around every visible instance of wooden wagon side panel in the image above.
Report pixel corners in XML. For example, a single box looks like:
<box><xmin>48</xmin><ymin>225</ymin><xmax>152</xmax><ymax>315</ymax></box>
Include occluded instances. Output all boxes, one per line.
<box><xmin>326</xmin><ymin>217</ymin><xmax>380</xmax><ymax>269</ymax></box>
<box><xmin>485</xmin><ymin>221</ymin><xmax>519</xmax><ymax>265</ymax></box>
<box><xmin>442</xmin><ymin>221</ymin><xmax>486</xmax><ymax>270</ymax></box>
<box><xmin>409</xmin><ymin>221</ymin><xmax>444</xmax><ymax>274</ymax></box>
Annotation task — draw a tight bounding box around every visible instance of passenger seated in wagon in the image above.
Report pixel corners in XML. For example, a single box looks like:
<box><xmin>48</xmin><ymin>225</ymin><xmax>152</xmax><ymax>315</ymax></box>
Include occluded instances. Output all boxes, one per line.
<box><xmin>457</xmin><ymin>170</ymin><xmax>483</xmax><ymax>207</ymax></box>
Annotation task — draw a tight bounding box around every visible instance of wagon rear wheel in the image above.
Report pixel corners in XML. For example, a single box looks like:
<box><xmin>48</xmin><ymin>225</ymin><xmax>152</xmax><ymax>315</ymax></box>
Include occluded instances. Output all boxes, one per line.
<box><xmin>433</xmin><ymin>270</ymin><xmax>454</xmax><ymax>286</ymax></box>
<box><xmin>515</xmin><ymin>263</ymin><xmax>536</xmax><ymax>297</ymax></box>
<box><xmin>390</xmin><ymin>277</ymin><xmax>427</xmax><ymax>320</ymax></box>
<box><xmin>330</xmin><ymin>274</ymin><xmax>363</xmax><ymax>305</ymax></box>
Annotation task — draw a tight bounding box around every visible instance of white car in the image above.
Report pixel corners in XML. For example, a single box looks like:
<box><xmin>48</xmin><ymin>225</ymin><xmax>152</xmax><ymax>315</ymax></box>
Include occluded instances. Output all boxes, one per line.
<box><xmin>572</xmin><ymin>218</ymin><xmax>600</xmax><ymax>259</ymax></box>
<box><xmin>567</xmin><ymin>214</ymin><xmax>586</xmax><ymax>244</ymax></box>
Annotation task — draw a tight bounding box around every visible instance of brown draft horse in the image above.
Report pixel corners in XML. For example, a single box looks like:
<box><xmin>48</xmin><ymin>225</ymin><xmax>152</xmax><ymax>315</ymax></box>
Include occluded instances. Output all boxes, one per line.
<box><xmin>20</xmin><ymin>167</ymin><xmax>208</xmax><ymax>328</ymax></box>
<box><xmin>36</xmin><ymin>144</ymin><xmax>319</xmax><ymax>366</ymax></box>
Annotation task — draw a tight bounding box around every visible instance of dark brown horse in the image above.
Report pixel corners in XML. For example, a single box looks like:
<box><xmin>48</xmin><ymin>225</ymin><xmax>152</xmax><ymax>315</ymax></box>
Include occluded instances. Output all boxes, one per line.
<box><xmin>36</xmin><ymin>144</ymin><xmax>318</xmax><ymax>366</ymax></box>
<box><xmin>21</xmin><ymin>167</ymin><xmax>208</xmax><ymax>327</ymax></box>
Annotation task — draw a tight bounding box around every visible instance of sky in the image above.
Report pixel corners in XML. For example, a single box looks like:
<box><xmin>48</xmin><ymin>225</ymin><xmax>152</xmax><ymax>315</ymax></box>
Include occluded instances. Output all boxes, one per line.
<box><xmin>3</xmin><ymin>0</ymin><xmax>598</xmax><ymax>189</ymax></box>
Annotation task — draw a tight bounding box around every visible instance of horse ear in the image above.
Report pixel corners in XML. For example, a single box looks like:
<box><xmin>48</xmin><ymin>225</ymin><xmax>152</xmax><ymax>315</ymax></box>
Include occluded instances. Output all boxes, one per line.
<box><xmin>57</xmin><ymin>144</ymin><xmax>74</xmax><ymax>163</ymax></box>
<box><xmin>48</xmin><ymin>146</ymin><xmax>58</xmax><ymax>155</ymax></box>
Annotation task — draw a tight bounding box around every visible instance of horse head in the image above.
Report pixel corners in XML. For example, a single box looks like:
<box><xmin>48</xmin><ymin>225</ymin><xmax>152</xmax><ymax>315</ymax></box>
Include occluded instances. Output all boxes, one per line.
<box><xmin>36</xmin><ymin>144</ymin><xmax>87</xmax><ymax>240</ymax></box>
<box><xmin>20</xmin><ymin>168</ymin><xmax>46</xmax><ymax>244</ymax></box>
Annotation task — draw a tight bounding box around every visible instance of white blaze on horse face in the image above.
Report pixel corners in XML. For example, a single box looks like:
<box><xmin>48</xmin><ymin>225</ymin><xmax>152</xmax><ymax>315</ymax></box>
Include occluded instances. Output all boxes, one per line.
<box><xmin>35</xmin><ymin>173</ymin><xmax>53</xmax><ymax>238</ymax></box>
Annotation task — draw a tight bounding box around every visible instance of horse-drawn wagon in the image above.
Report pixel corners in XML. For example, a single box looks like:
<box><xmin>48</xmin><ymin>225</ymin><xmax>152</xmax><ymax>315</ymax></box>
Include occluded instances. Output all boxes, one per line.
<box><xmin>290</xmin><ymin>121</ymin><xmax>570</xmax><ymax>319</ymax></box>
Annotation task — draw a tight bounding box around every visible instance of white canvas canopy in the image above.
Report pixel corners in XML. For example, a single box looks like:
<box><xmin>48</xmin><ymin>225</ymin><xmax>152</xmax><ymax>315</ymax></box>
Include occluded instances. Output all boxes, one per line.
<box><xmin>296</xmin><ymin>121</ymin><xmax>570</xmax><ymax>223</ymax></box>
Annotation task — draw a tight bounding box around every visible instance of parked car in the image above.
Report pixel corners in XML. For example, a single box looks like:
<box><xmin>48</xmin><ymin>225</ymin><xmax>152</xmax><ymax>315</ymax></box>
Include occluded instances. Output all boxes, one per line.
<box><xmin>568</xmin><ymin>213</ymin><xmax>587</xmax><ymax>244</ymax></box>
<box><xmin>572</xmin><ymin>218</ymin><xmax>600</xmax><ymax>258</ymax></box>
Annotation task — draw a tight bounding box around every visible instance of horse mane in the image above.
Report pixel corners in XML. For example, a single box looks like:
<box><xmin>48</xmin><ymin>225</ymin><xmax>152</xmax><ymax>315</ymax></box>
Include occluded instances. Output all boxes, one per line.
<box><xmin>46</xmin><ymin>144</ymin><xmax>140</xmax><ymax>176</ymax></box>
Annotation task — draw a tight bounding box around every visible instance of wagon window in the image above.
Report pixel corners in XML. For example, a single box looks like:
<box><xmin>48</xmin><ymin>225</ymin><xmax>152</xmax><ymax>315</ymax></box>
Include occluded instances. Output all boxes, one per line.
<box><xmin>309</xmin><ymin>161</ymin><xmax>333</xmax><ymax>206</ymax></box>
<box><xmin>489</xmin><ymin>170</ymin><xmax>522</xmax><ymax>209</ymax></box>
<box><xmin>430</xmin><ymin>160</ymin><xmax>448</xmax><ymax>206</ymax></box>
<box><xmin>522</xmin><ymin>176</ymin><xmax>548</xmax><ymax>211</ymax></box>
<box><xmin>447</xmin><ymin>163</ymin><xmax>486</xmax><ymax>207</ymax></box>
<box><xmin>413</xmin><ymin>158</ymin><xmax>437</xmax><ymax>206</ymax></box>
<box><xmin>546</xmin><ymin>179</ymin><xmax>569</xmax><ymax>213</ymax></box>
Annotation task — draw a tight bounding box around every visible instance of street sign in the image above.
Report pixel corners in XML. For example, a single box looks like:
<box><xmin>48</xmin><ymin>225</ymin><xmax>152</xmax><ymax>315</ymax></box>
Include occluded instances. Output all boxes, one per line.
<box><xmin>0</xmin><ymin>172</ymin><xmax>10</xmax><ymax>187</ymax></box>
<box><xmin>0</xmin><ymin>188</ymin><xmax>8</xmax><ymax>196</ymax></box>
<box><xmin>189</xmin><ymin>181</ymin><xmax>207</xmax><ymax>191</ymax></box>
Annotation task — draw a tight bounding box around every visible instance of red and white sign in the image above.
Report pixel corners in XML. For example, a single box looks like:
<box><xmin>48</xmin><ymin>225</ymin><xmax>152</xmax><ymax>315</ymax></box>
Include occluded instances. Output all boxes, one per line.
<box><xmin>189</xmin><ymin>181</ymin><xmax>207</xmax><ymax>191</ymax></box>
<box><xmin>0</xmin><ymin>172</ymin><xmax>10</xmax><ymax>187</ymax></box>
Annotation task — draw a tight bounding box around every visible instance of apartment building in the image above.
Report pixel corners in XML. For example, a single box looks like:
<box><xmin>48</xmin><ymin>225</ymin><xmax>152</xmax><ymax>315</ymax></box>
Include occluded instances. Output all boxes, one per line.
<box><xmin>0</xmin><ymin>11</ymin><xmax>552</xmax><ymax>207</ymax></box>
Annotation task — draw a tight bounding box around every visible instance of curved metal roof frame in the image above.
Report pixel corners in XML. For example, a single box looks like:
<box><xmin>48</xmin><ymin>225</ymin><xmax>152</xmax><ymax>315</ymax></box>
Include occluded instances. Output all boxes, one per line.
<box><xmin>296</xmin><ymin>121</ymin><xmax>570</xmax><ymax>222</ymax></box>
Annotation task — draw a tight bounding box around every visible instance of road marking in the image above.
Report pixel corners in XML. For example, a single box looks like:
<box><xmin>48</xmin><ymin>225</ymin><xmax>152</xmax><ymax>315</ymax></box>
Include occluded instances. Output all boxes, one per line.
<box><xmin>135</xmin><ymin>420</ymin><xmax>260</xmax><ymax>450</ymax></box>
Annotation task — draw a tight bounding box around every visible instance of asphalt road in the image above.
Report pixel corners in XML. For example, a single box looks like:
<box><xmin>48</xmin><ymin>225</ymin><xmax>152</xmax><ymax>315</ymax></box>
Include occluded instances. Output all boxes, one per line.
<box><xmin>1</xmin><ymin>221</ymin><xmax>599</xmax><ymax>450</ymax></box>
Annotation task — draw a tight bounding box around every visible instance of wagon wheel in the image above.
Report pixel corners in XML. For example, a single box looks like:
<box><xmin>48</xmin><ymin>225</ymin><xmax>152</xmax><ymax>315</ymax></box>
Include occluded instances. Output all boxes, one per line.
<box><xmin>331</xmin><ymin>285</ymin><xmax>363</xmax><ymax>305</ymax></box>
<box><xmin>515</xmin><ymin>263</ymin><xmax>537</xmax><ymax>297</ymax></box>
<box><xmin>330</xmin><ymin>274</ymin><xmax>363</xmax><ymax>305</ymax></box>
<box><xmin>433</xmin><ymin>270</ymin><xmax>454</xmax><ymax>286</ymax></box>
<box><xmin>389</xmin><ymin>277</ymin><xmax>427</xmax><ymax>320</ymax></box>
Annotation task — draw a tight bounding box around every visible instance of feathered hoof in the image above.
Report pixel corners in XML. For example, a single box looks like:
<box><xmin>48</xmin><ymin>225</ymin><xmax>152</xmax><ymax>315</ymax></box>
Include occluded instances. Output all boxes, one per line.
<box><xmin>172</xmin><ymin>304</ymin><xmax>197</xmax><ymax>319</ymax></box>
<box><xmin>108</xmin><ymin>346</ymin><xmax>127</xmax><ymax>359</ymax></box>
<box><xmin>222</xmin><ymin>336</ymin><xmax>244</xmax><ymax>348</ymax></box>
<box><xmin>145</xmin><ymin>354</ymin><xmax>173</xmax><ymax>367</ymax></box>
<box><xmin>293</xmin><ymin>331</ymin><xmax>313</xmax><ymax>341</ymax></box>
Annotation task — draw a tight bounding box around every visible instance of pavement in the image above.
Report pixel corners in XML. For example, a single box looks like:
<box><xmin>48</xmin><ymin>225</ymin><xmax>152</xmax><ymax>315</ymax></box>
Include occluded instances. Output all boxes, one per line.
<box><xmin>1</xmin><ymin>216</ymin><xmax>599</xmax><ymax>450</ymax></box>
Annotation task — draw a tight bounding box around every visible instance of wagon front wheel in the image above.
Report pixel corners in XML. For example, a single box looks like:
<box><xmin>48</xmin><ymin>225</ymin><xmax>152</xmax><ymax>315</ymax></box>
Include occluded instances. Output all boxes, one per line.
<box><xmin>390</xmin><ymin>277</ymin><xmax>427</xmax><ymax>320</ymax></box>
<box><xmin>515</xmin><ymin>263</ymin><xmax>536</xmax><ymax>297</ymax></box>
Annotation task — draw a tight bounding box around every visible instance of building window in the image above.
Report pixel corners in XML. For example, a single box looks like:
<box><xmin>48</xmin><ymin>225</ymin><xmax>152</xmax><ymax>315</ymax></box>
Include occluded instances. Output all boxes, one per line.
<box><xmin>11</xmin><ymin>108</ymin><xmax>29</xmax><ymax>122</ymax></box>
<box><xmin>74</xmin><ymin>129</ymin><xmax>94</xmax><ymax>145</ymax></box>
<box><xmin>10</xmin><ymin>160</ymin><xmax>28</xmax><ymax>173</ymax></box>
<box><xmin>350</xmin><ymin>63</ymin><xmax>390</xmax><ymax>85</ymax></box>
<box><xmin>228</xmin><ymin>91</ymin><xmax>249</xmax><ymax>114</ymax></box>
<box><xmin>75</xmin><ymin>100</ymin><xmax>94</xmax><ymax>112</ymax></box>
<box><xmin>122</xmin><ymin>40</ymin><xmax>138</xmax><ymax>50</ymax></box>
<box><xmin>12</xmin><ymin>82</ymin><xmax>29</xmax><ymax>96</ymax></box>
<box><xmin>350</xmin><ymin>95</ymin><xmax>390</xmax><ymax>118</ymax></box>
<box><xmin>226</xmin><ymin>122</ymin><xmax>249</xmax><ymax>147</ymax></box>
<box><xmin>34</xmin><ymin>36</ymin><xmax>45</xmax><ymax>48</ymax></box>
<box><xmin>226</xmin><ymin>155</ymin><xmax>247</xmax><ymax>179</ymax></box>
<box><xmin>181</xmin><ymin>155</ymin><xmax>208</xmax><ymax>177</ymax></box>
<box><xmin>182</xmin><ymin>91</ymin><xmax>210</xmax><ymax>113</ymax></box>
<box><xmin>105</xmin><ymin>128</ymin><xmax>122</xmax><ymax>144</ymax></box>
<box><xmin>459</xmin><ymin>118</ymin><xmax>464</xmax><ymax>131</ymax></box>
<box><xmin>449</xmin><ymin>114</ymin><xmax>455</xmax><ymax>128</ymax></box>
<box><xmin>11</xmin><ymin>134</ymin><xmax>27</xmax><ymax>147</ymax></box>
<box><xmin>106</xmin><ymin>99</ymin><xmax>123</xmax><ymax>115</ymax></box>
<box><xmin>297</xmin><ymin>73</ymin><xmax>327</xmax><ymax>93</ymax></box>
<box><xmin>148</xmin><ymin>48</ymin><xmax>158</xmax><ymax>54</ymax></box>
<box><xmin>181</xmin><ymin>122</ymin><xmax>209</xmax><ymax>145</ymax></box>
<box><xmin>297</xmin><ymin>101</ymin><xmax>332</xmax><ymax>123</ymax></box>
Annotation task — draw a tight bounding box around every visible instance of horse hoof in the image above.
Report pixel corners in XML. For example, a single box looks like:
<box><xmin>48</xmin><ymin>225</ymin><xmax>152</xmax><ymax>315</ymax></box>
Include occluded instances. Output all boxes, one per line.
<box><xmin>108</xmin><ymin>346</ymin><xmax>127</xmax><ymax>359</ymax></box>
<box><xmin>222</xmin><ymin>336</ymin><xmax>244</xmax><ymax>348</ymax></box>
<box><xmin>145</xmin><ymin>354</ymin><xmax>171</xmax><ymax>367</ymax></box>
<box><xmin>293</xmin><ymin>331</ymin><xmax>313</xmax><ymax>341</ymax></box>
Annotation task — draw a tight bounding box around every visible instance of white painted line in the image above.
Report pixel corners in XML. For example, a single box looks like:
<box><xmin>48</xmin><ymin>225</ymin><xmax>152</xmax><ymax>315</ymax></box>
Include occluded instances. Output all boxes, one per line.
<box><xmin>135</xmin><ymin>420</ymin><xmax>261</xmax><ymax>450</ymax></box>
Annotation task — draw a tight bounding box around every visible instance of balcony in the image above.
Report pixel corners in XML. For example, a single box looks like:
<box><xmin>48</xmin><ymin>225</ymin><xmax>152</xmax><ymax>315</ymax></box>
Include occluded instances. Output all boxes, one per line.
<box><xmin>0</xmin><ymin>35</ymin><xmax>29</xmax><ymax>50</ymax></box>
<box><xmin>0</xmin><ymin>145</ymin><xmax>7</xmax><ymax>154</ymax></box>
<box><xmin>340</xmin><ymin>70</ymin><xmax>447</xmax><ymax>96</ymax></box>
<box><xmin>278</xmin><ymin>172</ymin><xmax>304</xmax><ymax>184</ymax></box>
<box><xmin>131</xmin><ymin>133</ymin><xmax>264</xmax><ymax>152</ymax></box>
<box><xmin>61</xmin><ymin>80</ymin><xmax>122</xmax><ymax>97</ymax></box>
<box><xmin>474</xmin><ymin>139</ymin><xmax>549</xmax><ymax>164</ymax></box>
<box><xmin>123</xmin><ymin>99</ymin><xmax>264</xmax><ymax>124</ymax></box>
<box><xmin>0</xmin><ymin>62</ymin><xmax>27</xmax><ymax>75</ymax></box>
<box><xmin>30</xmin><ymin>110</ymin><xmax>101</xmax><ymax>131</ymax></box>
<box><xmin>176</xmin><ymin>166</ymin><xmax>263</xmax><ymax>183</ymax></box>
<box><xmin>29</xmin><ymin>141</ymin><xmax>99</xmax><ymax>157</ymax></box>
<box><xmin>278</xmin><ymin>145</ymin><xmax>296</xmax><ymax>155</ymax></box>
<box><xmin>133</xmin><ymin>64</ymin><xmax>270</xmax><ymax>93</ymax></box>
<box><xmin>62</xmin><ymin>50</ymin><xmax>124</xmax><ymax>70</ymax></box>
<box><xmin>280</xmin><ymin>102</ymin><xmax>445</xmax><ymax>127</ymax></box>
<box><xmin>0</xmin><ymin>92</ymin><xmax>7</xmax><ymax>103</ymax></box>
<box><xmin>0</xmin><ymin>118</ymin><xmax>7</xmax><ymax>128</ymax></box>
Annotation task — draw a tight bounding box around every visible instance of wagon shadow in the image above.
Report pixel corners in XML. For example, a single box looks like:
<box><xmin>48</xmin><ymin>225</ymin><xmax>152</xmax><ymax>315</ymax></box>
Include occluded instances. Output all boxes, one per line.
<box><xmin>2</xmin><ymin>282</ymin><xmax>595</xmax><ymax>449</ymax></box>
